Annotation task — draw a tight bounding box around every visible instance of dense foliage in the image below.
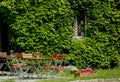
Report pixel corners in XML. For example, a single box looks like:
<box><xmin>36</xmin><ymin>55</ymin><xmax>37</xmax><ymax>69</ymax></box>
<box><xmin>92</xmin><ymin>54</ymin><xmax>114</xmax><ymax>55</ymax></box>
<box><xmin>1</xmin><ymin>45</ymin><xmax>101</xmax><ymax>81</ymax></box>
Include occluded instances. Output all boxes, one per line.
<box><xmin>0</xmin><ymin>0</ymin><xmax>73</xmax><ymax>55</ymax></box>
<box><xmin>68</xmin><ymin>0</ymin><xmax>120</xmax><ymax>69</ymax></box>
<box><xmin>0</xmin><ymin>0</ymin><xmax>120</xmax><ymax>69</ymax></box>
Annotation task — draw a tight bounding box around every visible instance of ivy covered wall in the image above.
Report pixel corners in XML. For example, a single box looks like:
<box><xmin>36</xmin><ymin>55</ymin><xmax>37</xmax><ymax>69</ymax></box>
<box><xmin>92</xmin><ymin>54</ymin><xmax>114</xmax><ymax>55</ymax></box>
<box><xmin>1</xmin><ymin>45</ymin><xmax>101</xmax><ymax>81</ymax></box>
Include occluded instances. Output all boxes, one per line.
<box><xmin>68</xmin><ymin>0</ymin><xmax>120</xmax><ymax>69</ymax></box>
<box><xmin>0</xmin><ymin>0</ymin><xmax>120</xmax><ymax>69</ymax></box>
<box><xmin>0</xmin><ymin>0</ymin><xmax>74</xmax><ymax>55</ymax></box>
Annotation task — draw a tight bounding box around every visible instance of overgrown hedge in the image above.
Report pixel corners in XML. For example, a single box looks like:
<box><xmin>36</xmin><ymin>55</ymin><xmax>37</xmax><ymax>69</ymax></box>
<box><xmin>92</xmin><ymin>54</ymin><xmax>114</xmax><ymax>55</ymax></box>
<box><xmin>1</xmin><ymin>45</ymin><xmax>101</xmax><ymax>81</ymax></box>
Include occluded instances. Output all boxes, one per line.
<box><xmin>0</xmin><ymin>0</ymin><xmax>73</xmax><ymax>55</ymax></box>
<box><xmin>67</xmin><ymin>38</ymin><xmax>120</xmax><ymax>69</ymax></box>
<box><xmin>67</xmin><ymin>0</ymin><xmax>120</xmax><ymax>69</ymax></box>
<box><xmin>0</xmin><ymin>0</ymin><xmax>120</xmax><ymax>69</ymax></box>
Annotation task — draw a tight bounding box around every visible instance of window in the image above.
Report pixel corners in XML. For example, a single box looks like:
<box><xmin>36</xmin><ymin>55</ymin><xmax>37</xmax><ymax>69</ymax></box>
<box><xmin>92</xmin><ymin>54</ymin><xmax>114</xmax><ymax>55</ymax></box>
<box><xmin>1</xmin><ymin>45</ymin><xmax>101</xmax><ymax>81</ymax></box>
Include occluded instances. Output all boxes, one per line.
<box><xmin>73</xmin><ymin>12</ymin><xmax>86</xmax><ymax>39</ymax></box>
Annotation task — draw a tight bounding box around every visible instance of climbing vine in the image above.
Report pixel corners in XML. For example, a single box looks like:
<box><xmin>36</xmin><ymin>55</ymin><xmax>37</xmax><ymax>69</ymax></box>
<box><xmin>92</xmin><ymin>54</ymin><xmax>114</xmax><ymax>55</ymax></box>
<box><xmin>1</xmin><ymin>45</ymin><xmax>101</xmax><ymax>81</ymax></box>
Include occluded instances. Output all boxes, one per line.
<box><xmin>0</xmin><ymin>0</ymin><xmax>120</xmax><ymax>68</ymax></box>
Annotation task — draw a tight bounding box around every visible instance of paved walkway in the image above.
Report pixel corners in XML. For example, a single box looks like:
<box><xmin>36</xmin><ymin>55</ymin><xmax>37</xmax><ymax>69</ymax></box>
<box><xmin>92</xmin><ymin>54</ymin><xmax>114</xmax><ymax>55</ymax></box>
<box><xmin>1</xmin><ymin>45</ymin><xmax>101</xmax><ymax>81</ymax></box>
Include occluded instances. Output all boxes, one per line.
<box><xmin>0</xmin><ymin>76</ymin><xmax>39</xmax><ymax>82</ymax></box>
<box><xmin>0</xmin><ymin>75</ymin><xmax>64</xmax><ymax>82</ymax></box>
<box><xmin>0</xmin><ymin>76</ymin><xmax>120</xmax><ymax>82</ymax></box>
<box><xmin>70</xmin><ymin>78</ymin><xmax>120</xmax><ymax>82</ymax></box>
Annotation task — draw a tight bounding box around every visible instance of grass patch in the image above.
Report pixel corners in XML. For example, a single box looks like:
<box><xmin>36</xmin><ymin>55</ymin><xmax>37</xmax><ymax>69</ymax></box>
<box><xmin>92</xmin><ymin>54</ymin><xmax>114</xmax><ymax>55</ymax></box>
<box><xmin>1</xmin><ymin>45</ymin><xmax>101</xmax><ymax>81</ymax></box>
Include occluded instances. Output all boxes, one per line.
<box><xmin>37</xmin><ymin>67</ymin><xmax>120</xmax><ymax>82</ymax></box>
<box><xmin>1</xmin><ymin>79</ymin><xmax>15</xmax><ymax>82</ymax></box>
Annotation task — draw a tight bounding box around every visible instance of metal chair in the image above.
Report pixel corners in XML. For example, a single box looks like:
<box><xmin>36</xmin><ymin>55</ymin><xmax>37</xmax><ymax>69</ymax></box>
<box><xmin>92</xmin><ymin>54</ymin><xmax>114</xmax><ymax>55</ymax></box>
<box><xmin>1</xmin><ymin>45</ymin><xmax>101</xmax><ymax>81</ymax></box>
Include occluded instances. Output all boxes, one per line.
<box><xmin>51</xmin><ymin>54</ymin><xmax>66</xmax><ymax>66</ymax></box>
<box><xmin>0</xmin><ymin>52</ymin><xmax>7</xmax><ymax>75</ymax></box>
<box><xmin>42</xmin><ymin>54</ymin><xmax>66</xmax><ymax>78</ymax></box>
<box><xmin>8</xmin><ymin>53</ymin><xmax>33</xmax><ymax>79</ymax></box>
<box><xmin>34</xmin><ymin>52</ymin><xmax>43</xmax><ymax>58</ymax></box>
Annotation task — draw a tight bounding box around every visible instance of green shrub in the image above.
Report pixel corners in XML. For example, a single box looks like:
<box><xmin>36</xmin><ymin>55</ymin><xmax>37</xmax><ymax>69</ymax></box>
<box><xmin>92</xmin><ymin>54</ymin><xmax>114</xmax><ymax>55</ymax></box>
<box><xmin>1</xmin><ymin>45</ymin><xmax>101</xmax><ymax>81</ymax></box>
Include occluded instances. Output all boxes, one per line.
<box><xmin>0</xmin><ymin>0</ymin><xmax>73</xmax><ymax>54</ymax></box>
<box><xmin>67</xmin><ymin>38</ymin><xmax>120</xmax><ymax>69</ymax></box>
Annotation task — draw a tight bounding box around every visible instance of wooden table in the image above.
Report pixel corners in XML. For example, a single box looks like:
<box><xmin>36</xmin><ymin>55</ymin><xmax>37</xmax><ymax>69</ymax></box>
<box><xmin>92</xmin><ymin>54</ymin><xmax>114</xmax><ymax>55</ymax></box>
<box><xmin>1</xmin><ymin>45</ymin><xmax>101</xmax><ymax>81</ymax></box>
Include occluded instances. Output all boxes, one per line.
<box><xmin>13</xmin><ymin>55</ymin><xmax>55</xmax><ymax>79</ymax></box>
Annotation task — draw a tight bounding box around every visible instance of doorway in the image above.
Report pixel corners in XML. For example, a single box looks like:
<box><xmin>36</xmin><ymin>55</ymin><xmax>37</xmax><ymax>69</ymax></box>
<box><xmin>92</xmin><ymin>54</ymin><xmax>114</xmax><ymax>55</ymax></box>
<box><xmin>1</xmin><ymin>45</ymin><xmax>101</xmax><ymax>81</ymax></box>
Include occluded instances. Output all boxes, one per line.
<box><xmin>0</xmin><ymin>17</ymin><xmax>9</xmax><ymax>52</ymax></box>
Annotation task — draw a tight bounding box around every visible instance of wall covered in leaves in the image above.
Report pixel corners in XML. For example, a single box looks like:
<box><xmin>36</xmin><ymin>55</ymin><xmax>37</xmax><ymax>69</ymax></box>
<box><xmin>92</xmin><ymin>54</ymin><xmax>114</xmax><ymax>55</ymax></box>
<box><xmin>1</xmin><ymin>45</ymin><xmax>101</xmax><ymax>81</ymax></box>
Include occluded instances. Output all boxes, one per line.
<box><xmin>0</xmin><ymin>0</ymin><xmax>74</xmax><ymax>55</ymax></box>
<box><xmin>0</xmin><ymin>0</ymin><xmax>120</xmax><ymax>69</ymax></box>
<box><xmin>68</xmin><ymin>0</ymin><xmax>120</xmax><ymax>69</ymax></box>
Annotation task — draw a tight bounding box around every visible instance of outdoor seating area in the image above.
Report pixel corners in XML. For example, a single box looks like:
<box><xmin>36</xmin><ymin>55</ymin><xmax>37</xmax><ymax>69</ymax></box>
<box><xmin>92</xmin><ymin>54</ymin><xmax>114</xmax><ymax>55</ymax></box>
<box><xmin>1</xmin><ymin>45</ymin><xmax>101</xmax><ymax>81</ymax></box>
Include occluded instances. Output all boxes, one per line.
<box><xmin>0</xmin><ymin>52</ymin><xmax>67</xmax><ymax>79</ymax></box>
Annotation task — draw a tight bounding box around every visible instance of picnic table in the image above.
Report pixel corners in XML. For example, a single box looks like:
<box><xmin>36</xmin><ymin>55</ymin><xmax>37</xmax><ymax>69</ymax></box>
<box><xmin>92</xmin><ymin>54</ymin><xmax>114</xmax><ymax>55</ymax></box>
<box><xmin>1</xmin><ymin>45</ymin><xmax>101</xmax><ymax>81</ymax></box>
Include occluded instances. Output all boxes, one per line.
<box><xmin>0</xmin><ymin>52</ymin><xmax>66</xmax><ymax>79</ymax></box>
